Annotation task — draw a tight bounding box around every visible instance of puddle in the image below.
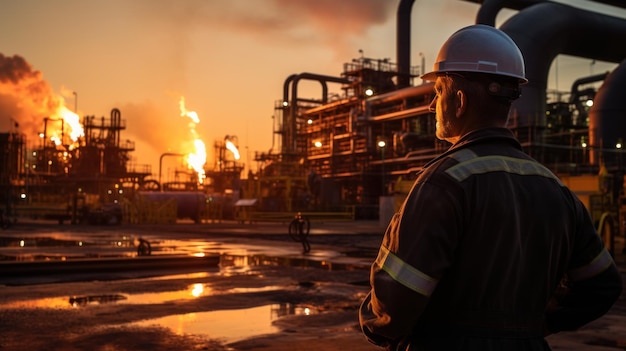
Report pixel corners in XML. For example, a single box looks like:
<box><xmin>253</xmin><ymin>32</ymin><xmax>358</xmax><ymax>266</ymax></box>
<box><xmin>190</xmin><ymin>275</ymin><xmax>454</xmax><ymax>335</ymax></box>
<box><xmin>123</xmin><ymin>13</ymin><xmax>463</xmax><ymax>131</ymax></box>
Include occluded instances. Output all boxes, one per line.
<box><xmin>219</xmin><ymin>253</ymin><xmax>368</xmax><ymax>272</ymax></box>
<box><xmin>0</xmin><ymin>250</ymin><xmax>368</xmax><ymax>287</ymax></box>
<box><xmin>132</xmin><ymin>303</ymin><xmax>318</xmax><ymax>344</ymax></box>
<box><xmin>0</xmin><ymin>283</ymin><xmax>206</xmax><ymax>309</ymax></box>
<box><xmin>0</xmin><ymin>281</ymin><xmax>287</xmax><ymax>309</ymax></box>
<box><xmin>0</xmin><ymin>234</ymin><xmax>137</xmax><ymax>261</ymax></box>
<box><xmin>0</xmin><ymin>234</ymin><xmax>135</xmax><ymax>249</ymax></box>
<box><xmin>1</xmin><ymin>281</ymin><xmax>317</xmax><ymax>345</ymax></box>
<box><xmin>0</xmin><ymin>235</ymin><xmax>224</xmax><ymax>261</ymax></box>
<box><xmin>0</xmin><ymin>232</ymin><xmax>372</xmax><ymax>272</ymax></box>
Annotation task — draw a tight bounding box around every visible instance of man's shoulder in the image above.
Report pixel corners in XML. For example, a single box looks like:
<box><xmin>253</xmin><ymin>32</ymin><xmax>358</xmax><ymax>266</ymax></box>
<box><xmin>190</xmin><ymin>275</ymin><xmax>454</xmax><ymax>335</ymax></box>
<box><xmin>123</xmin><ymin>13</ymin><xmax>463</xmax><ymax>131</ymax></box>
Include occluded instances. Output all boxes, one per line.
<box><xmin>417</xmin><ymin>148</ymin><xmax>478</xmax><ymax>183</ymax></box>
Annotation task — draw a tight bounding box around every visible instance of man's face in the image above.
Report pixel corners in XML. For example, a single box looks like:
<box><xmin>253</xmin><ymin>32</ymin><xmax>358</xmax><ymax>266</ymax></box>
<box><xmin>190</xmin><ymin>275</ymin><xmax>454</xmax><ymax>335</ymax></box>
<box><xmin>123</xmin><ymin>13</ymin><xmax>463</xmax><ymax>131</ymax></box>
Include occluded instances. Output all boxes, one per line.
<box><xmin>430</xmin><ymin>76</ymin><xmax>459</xmax><ymax>143</ymax></box>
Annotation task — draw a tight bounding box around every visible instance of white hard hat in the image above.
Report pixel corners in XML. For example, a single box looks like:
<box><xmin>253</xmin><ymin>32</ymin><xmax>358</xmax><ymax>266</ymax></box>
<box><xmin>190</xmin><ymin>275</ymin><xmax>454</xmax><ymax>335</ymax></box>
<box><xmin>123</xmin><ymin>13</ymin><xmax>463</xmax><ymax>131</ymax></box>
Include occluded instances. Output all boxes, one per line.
<box><xmin>421</xmin><ymin>24</ymin><xmax>527</xmax><ymax>84</ymax></box>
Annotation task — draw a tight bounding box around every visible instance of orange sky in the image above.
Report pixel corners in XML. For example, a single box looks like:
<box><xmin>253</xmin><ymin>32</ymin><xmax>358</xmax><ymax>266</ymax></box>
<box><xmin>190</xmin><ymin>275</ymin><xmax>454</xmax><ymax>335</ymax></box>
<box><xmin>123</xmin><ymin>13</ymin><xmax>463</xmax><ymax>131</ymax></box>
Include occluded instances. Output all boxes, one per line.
<box><xmin>0</xmin><ymin>0</ymin><xmax>622</xmax><ymax>179</ymax></box>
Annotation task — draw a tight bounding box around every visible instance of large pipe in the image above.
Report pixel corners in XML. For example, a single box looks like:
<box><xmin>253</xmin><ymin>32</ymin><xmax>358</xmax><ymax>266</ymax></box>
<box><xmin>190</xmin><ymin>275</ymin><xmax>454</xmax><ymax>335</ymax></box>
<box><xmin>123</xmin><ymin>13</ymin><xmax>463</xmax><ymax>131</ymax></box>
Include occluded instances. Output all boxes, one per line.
<box><xmin>592</xmin><ymin>0</ymin><xmax>626</xmax><ymax>7</ymax></box>
<box><xmin>282</xmin><ymin>74</ymin><xmax>301</xmax><ymax>105</ymax></box>
<box><xmin>284</xmin><ymin>73</ymin><xmax>350</xmax><ymax>154</ymax></box>
<box><xmin>397</xmin><ymin>0</ymin><xmax>415</xmax><ymax>88</ymax></box>
<box><xmin>500</xmin><ymin>2</ymin><xmax>626</xmax><ymax>131</ymax></box>
<box><xmin>475</xmin><ymin>0</ymin><xmax>546</xmax><ymax>25</ymax></box>
<box><xmin>463</xmin><ymin>0</ymin><xmax>626</xmax><ymax>10</ymax></box>
<box><xmin>111</xmin><ymin>108</ymin><xmax>121</xmax><ymax>147</ymax></box>
<box><xmin>158</xmin><ymin>152</ymin><xmax>185</xmax><ymax>189</ymax></box>
<box><xmin>588</xmin><ymin>60</ymin><xmax>626</xmax><ymax>167</ymax></box>
<box><xmin>569</xmin><ymin>73</ymin><xmax>610</xmax><ymax>103</ymax></box>
<box><xmin>567</xmin><ymin>73</ymin><xmax>609</xmax><ymax>128</ymax></box>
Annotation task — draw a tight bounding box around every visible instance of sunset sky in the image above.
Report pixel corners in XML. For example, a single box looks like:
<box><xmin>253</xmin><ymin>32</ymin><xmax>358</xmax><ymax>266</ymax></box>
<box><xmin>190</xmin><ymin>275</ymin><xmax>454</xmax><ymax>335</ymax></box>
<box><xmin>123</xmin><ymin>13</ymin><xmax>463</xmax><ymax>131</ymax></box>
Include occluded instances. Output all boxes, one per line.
<box><xmin>0</xmin><ymin>0</ymin><xmax>623</xmax><ymax>178</ymax></box>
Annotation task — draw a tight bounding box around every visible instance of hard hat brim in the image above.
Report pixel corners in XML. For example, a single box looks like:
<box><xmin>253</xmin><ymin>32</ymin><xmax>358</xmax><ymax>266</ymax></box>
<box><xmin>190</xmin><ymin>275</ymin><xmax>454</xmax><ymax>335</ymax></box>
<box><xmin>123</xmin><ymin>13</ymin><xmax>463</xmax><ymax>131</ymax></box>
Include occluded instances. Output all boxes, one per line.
<box><xmin>420</xmin><ymin>70</ymin><xmax>528</xmax><ymax>84</ymax></box>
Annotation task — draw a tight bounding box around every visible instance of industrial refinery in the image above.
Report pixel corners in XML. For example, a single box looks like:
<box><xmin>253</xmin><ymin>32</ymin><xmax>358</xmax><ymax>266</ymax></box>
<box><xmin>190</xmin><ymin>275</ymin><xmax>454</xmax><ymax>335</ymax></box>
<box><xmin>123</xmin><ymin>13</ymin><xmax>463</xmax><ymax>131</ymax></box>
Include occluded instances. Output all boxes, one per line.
<box><xmin>0</xmin><ymin>0</ymin><xmax>625</xmax><ymax>251</ymax></box>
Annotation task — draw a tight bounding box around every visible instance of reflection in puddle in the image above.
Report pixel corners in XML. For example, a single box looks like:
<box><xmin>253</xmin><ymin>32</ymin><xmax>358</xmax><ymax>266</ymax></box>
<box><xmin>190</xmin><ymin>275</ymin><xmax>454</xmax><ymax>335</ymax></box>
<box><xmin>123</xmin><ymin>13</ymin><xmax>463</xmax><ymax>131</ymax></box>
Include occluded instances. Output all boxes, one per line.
<box><xmin>0</xmin><ymin>234</ymin><xmax>137</xmax><ymax>262</ymax></box>
<box><xmin>1</xmin><ymin>283</ymin><xmax>210</xmax><ymax>309</ymax></box>
<box><xmin>121</xmin><ymin>283</ymin><xmax>212</xmax><ymax>305</ymax></box>
<box><xmin>0</xmin><ymin>234</ymin><xmax>224</xmax><ymax>261</ymax></box>
<box><xmin>0</xmin><ymin>282</ymin><xmax>286</xmax><ymax>309</ymax></box>
<box><xmin>219</xmin><ymin>253</ymin><xmax>367</xmax><ymax>272</ymax></box>
<box><xmin>69</xmin><ymin>294</ymin><xmax>127</xmax><ymax>306</ymax></box>
<box><xmin>133</xmin><ymin>303</ymin><xmax>317</xmax><ymax>344</ymax></box>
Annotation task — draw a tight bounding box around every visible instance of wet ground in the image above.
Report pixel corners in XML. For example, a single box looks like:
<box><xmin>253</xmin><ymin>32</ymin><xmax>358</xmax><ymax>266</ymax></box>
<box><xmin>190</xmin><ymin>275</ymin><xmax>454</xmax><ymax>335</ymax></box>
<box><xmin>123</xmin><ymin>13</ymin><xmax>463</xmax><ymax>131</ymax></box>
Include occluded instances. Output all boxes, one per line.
<box><xmin>0</xmin><ymin>220</ymin><xmax>625</xmax><ymax>351</ymax></box>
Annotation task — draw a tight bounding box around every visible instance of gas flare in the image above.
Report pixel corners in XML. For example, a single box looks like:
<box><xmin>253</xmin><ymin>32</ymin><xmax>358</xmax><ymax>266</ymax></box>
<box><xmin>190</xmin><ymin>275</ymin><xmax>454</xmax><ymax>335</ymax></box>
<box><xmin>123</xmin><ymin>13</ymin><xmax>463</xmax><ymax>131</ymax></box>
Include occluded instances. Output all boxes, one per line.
<box><xmin>225</xmin><ymin>139</ymin><xmax>240</xmax><ymax>160</ymax></box>
<box><xmin>179</xmin><ymin>96</ymin><xmax>206</xmax><ymax>184</ymax></box>
<box><xmin>0</xmin><ymin>53</ymin><xmax>83</xmax><ymax>147</ymax></box>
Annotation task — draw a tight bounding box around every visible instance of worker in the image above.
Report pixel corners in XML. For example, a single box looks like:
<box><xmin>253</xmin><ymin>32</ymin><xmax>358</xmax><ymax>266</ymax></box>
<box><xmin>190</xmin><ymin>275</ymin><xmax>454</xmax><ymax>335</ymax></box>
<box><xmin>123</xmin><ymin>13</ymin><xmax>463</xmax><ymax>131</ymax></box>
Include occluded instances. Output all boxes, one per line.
<box><xmin>359</xmin><ymin>24</ymin><xmax>623</xmax><ymax>350</ymax></box>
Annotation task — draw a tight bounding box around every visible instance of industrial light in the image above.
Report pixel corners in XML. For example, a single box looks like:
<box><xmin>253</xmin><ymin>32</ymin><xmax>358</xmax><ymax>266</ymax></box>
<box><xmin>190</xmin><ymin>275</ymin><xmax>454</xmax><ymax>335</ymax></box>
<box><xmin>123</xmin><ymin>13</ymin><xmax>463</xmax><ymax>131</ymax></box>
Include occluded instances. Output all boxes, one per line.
<box><xmin>191</xmin><ymin>283</ymin><xmax>204</xmax><ymax>297</ymax></box>
<box><xmin>377</xmin><ymin>140</ymin><xmax>386</xmax><ymax>148</ymax></box>
<box><xmin>282</xmin><ymin>101</ymin><xmax>289</xmax><ymax>107</ymax></box>
<box><xmin>307</xmin><ymin>119</ymin><xmax>313</xmax><ymax>125</ymax></box>
<box><xmin>585</xmin><ymin>99</ymin><xmax>593</xmax><ymax>107</ymax></box>
<box><xmin>365</xmin><ymin>88</ymin><xmax>375</xmax><ymax>97</ymax></box>
<box><xmin>314</xmin><ymin>141</ymin><xmax>323</xmax><ymax>148</ymax></box>
<box><xmin>617</xmin><ymin>139</ymin><xmax>623</xmax><ymax>149</ymax></box>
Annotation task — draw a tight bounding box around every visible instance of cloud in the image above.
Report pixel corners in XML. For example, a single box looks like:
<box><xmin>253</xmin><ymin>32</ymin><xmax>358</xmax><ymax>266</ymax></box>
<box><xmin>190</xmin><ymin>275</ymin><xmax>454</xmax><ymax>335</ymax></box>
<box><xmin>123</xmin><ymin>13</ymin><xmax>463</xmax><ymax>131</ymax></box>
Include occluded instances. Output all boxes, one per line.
<box><xmin>271</xmin><ymin>0</ymin><xmax>394</xmax><ymax>34</ymax></box>
<box><xmin>127</xmin><ymin>0</ymin><xmax>396</xmax><ymax>59</ymax></box>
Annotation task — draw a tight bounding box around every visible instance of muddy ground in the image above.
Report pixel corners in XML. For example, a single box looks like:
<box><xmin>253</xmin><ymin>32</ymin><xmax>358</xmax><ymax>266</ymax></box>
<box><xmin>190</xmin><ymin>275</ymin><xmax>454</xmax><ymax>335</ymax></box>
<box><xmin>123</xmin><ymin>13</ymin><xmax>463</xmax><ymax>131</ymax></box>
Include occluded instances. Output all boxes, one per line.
<box><xmin>1</xmin><ymin>263</ymin><xmax>378</xmax><ymax>351</ymax></box>
<box><xmin>0</xmin><ymin>222</ymin><xmax>625</xmax><ymax>351</ymax></box>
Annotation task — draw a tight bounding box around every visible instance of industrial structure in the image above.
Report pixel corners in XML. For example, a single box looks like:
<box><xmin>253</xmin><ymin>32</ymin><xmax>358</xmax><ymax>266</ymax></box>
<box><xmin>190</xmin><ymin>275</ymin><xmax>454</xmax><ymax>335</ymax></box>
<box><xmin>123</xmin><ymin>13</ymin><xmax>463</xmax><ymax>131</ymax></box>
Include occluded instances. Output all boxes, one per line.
<box><xmin>244</xmin><ymin>0</ymin><xmax>626</xmax><ymax>252</ymax></box>
<box><xmin>1</xmin><ymin>0</ymin><xmax>625</xmax><ymax>252</ymax></box>
<box><xmin>0</xmin><ymin>108</ymin><xmax>153</xmax><ymax>224</ymax></box>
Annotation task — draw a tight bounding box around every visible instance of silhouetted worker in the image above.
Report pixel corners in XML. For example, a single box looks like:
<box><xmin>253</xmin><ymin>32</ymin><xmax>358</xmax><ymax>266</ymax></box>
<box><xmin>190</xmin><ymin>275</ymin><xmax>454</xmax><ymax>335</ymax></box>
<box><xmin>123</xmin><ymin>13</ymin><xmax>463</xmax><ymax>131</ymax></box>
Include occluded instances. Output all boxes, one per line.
<box><xmin>359</xmin><ymin>24</ymin><xmax>622</xmax><ymax>351</ymax></box>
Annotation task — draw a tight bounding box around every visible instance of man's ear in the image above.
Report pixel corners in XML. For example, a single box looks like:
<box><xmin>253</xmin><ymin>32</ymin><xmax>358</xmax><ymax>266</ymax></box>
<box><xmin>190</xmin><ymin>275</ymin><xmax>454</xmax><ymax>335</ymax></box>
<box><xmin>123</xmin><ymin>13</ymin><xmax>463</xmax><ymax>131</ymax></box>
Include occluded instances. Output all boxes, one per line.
<box><xmin>455</xmin><ymin>90</ymin><xmax>466</xmax><ymax>118</ymax></box>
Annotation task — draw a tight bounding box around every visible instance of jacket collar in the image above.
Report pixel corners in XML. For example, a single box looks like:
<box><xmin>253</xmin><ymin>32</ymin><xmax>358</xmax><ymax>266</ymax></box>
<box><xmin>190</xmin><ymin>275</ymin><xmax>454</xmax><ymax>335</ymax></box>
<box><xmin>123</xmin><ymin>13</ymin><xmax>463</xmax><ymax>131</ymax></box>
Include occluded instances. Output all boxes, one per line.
<box><xmin>421</xmin><ymin>128</ymin><xmax>522</xmax><ymax>170</ymax></box>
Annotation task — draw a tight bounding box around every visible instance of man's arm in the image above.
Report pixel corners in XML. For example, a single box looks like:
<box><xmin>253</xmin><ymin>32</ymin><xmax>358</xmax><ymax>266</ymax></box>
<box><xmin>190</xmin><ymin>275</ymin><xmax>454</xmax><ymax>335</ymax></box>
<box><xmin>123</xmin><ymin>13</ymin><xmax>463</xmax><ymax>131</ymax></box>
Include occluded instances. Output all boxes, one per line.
<box><xmin>546</xmin><ymin>196</ymin><xmax>623</xmax><ymax>333</ymax></box>
<box><xmin>545</xmin><ymin>263</ymin><xmax>622</xmax><ymax>333</ymax></box>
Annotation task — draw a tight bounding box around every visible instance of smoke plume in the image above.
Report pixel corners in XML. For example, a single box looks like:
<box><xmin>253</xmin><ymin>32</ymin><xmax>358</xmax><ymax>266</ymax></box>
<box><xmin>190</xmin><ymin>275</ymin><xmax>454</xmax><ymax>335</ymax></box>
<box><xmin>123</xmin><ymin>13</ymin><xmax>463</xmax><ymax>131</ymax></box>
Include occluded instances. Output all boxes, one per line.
<box><xmin>0</xmin><ymin>53</ymin><xmax>76</xmax><ymax>140</ymax></box>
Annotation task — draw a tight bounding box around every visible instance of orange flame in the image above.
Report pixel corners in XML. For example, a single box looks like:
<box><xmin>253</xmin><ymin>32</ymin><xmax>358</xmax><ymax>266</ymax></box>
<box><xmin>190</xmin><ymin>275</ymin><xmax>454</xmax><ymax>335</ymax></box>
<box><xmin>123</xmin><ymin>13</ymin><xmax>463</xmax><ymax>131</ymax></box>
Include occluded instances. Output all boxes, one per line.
<box><xmin>179</xmin><ymin>96</ymin><xmax>206</xmax><ymax>184</ymax></box>
<box><xmin>58</xmin><ymin>105</ymin><xmax>84</xmax><ymax>142</ymax></box>
<box><xmin>0</xmin><ymin>54</ymin><xmax>84</xmax><ymax>148</ymax></box>
<box><xmin>50</xmin><ymin>104</ymin><xmax>84</xmax><ymax>148</ymax></box>
<box><xmin>225</xmin><ymin>140</ymin><xmax>240</xmax><ymax>160</ymax></box>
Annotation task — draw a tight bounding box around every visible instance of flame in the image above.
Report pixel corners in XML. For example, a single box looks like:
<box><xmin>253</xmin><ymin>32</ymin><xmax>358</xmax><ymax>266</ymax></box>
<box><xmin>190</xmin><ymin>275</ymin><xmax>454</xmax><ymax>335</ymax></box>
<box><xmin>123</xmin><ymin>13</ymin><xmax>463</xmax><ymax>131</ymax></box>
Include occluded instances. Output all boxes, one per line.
<box><xmin>225</xmin><ymin>140</ymin><xmax>240</xmax><ymax>160</ymax></box>
<box><xmin>47</xmin><ymin>104</ymin><xmax>84</xmax><ymax>148</ymax></box>
<box><xmin>58</xmin><ymin>105</ymin><xmax>84</xmax><ymax>141</ymax></box>
<box><xmin>179</xmin><ymin>96</ymin><xmax>206</xmax><ymax>184</ymax></box>
<box><xmin>0</xmin><ymin>54</ymin><xmax>84</xmax><ymax>148</ymax></box>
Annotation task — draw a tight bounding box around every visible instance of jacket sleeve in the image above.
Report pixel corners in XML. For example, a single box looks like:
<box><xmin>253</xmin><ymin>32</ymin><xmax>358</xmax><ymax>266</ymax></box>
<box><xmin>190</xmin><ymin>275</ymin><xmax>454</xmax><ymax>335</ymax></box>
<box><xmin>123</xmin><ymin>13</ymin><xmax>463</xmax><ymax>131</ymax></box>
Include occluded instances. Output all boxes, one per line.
<box><xmin>545</xmin><ymin>264</ymin><xmax>622</xmax><ymax>333</ymax></box>
<box><xmin>545</xmin><ymin>197</ymin><xmax>623</xmax><ymax>333</ymax></box>
<box><xmin>359</xmin><ymin>180</ymin><xmax>461</xmax><ymax>347</ymax></box>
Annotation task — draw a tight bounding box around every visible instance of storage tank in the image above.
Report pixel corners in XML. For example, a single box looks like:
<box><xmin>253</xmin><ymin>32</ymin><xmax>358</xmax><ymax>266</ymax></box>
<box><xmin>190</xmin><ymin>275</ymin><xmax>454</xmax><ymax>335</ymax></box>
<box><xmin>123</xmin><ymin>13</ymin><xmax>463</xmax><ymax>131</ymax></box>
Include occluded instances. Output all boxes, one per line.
<box><xmin>138</xmin><ymin>191</ymin><xmax>206</xmax><ymax>223</ymax></box>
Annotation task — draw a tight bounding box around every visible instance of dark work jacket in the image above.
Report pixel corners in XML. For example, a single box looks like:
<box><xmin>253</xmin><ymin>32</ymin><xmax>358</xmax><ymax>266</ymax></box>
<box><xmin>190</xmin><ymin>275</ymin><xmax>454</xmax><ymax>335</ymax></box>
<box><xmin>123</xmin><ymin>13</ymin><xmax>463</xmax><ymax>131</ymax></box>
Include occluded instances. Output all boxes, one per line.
<box><xmin>359</xmin><ymin>127</ymin><xmax>623</xmax><ymax>351</ymax></box>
